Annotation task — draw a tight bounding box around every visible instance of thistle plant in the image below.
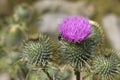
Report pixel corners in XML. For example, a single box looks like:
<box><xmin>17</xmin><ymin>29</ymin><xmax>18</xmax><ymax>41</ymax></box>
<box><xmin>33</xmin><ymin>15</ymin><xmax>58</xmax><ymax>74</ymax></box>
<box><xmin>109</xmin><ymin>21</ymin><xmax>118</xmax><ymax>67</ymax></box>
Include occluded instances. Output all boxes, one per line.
<box><xmin>22</xmin><ymin>16</ymin><xmax>120</xmax><ymax>80</ymax></box>
<box><xmin>58</xmin><ymin>16</ymin><xmax>103</xmax><ymax>80</ymax></box>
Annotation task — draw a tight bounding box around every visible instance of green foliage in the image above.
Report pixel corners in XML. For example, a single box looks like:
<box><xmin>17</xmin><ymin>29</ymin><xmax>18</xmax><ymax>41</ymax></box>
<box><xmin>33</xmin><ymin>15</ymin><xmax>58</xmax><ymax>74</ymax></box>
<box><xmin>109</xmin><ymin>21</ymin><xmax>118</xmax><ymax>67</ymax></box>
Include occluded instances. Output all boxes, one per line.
<box><xmin>36</xmin><ymin>64</ymin><xmax>72</xmax><ymax>80</ymax></box>
<box><xmin>13</xmin><ymin>4</ymin><xmax>33</xmax><ymax>23</ymax></box>
<box><xmin>6</xmin><ymin>24</ymin><xmax>24</xmax><ymax>47</ymax></box>
<box><xmin>93</xmin><ymin>51</ymin><xmax>120</xmax><ymax>80</ymax></box>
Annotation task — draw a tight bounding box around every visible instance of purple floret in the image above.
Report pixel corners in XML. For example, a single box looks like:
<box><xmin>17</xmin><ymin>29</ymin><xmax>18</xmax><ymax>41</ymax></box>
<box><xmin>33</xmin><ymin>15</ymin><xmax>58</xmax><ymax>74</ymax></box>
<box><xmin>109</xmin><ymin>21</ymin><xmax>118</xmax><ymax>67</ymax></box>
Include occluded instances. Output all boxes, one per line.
<box><xmin>58</xmin><ymin>16</ymin><xmax>92</xmax><ymax>43</ymax></box>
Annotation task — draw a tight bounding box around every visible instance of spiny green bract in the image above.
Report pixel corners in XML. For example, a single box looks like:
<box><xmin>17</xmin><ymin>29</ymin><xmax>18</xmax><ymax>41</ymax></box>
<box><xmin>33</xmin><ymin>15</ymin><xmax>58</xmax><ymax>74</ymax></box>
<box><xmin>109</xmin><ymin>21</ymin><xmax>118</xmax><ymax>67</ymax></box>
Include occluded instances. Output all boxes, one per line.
<box><xmin>23</xmin><ymin>34</ymin><xmax>54</xmax><ymax>68</ymax></box>
<box><xmin>93</xmin><ymin>52</ymin><xmax>120</xmax><ymax>80</ymax></box>
<box><xmin>61</xmin><ymin>37</ymin><xmax>96</xmax><ymax>69</ymax></box>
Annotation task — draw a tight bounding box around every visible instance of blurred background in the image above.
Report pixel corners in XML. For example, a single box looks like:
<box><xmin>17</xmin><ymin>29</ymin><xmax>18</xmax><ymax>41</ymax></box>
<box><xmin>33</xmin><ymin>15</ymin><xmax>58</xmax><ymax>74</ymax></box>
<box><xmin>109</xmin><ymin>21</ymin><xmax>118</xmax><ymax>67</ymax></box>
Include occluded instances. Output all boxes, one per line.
<box><xmin>0</xmin><ymin>0</ymin><xmax>120</xmax><ymax>80</ymax></box>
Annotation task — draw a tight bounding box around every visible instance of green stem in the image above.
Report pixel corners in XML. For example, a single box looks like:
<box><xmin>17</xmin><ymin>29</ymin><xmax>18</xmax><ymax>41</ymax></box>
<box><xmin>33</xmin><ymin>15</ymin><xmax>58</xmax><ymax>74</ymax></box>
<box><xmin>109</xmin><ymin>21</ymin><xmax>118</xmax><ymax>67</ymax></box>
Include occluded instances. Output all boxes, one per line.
<box><xmin>74</xmin><ymin>69</ymin><xmax>80</xmax><ymax>80</ymax></box>
<box><xmin>25</xmin><ymin>68</ymin><xmax>32</xmax><ymax>80</ymax></box>
<box><xmin>42</xmin><ymin>69</ymin><xmax>53</xmax><ymax>80</ymax></box>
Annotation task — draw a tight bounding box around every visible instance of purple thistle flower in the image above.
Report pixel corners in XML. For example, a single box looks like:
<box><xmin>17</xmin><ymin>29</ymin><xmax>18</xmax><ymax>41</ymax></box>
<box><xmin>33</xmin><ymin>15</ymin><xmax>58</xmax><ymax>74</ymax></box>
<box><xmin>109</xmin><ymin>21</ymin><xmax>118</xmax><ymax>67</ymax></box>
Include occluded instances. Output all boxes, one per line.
<box><xmin>58</xmin><ymin>16</ymin><xmax>92</xmax><ymax>43</ymax></box>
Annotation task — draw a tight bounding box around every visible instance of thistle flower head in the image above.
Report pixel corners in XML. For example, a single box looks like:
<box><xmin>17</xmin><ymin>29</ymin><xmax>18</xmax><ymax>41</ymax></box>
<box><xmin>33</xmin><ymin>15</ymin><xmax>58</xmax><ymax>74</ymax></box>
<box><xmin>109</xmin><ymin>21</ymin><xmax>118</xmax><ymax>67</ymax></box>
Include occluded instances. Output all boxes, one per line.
<box><xmin>58</xmin><ymin>16</ymin><xmax>92</xmax><ymax>43</ymax></box>
<box><xmin>93</xmin><ymin>50</ymin><xmax>120</xmax><ymax>80</ymax></box>
<box><xmin>23</xmin><ymin>34</ymin><xmax>54</xmax><ymax>68</ymax></box>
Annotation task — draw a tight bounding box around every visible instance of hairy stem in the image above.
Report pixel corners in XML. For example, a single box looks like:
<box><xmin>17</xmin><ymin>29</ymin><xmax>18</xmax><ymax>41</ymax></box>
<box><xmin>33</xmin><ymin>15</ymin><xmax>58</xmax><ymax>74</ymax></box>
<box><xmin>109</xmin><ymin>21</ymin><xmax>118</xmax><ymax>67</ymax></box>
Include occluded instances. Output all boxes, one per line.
<box><xmin>42</xmin><ymin>69</ymin><xmax>53</xmax><ymax>80</ymax></box>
